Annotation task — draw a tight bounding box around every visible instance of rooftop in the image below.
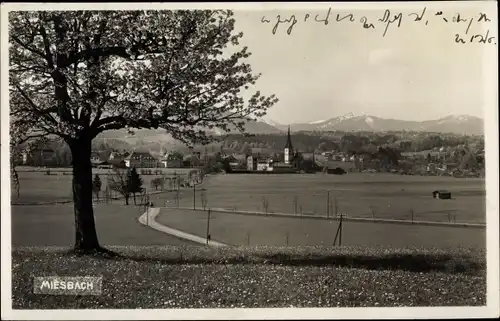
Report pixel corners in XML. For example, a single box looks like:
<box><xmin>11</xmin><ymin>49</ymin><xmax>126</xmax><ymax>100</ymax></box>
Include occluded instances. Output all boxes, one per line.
<box><xmin>125</xmin><ymin>151</ymin><xmax>156</xmax><ymax>160</ymax></box>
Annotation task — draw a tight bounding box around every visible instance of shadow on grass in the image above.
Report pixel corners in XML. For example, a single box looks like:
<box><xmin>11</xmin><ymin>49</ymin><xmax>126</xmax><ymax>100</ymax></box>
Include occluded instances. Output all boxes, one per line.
<box><xmin>13</xmin><ymin>246</ymin><xmax>484</xmax><ymax>276</ymax></box>
<box><xmin>82</xmin><ymin>249</ymin><xmax>484</xmax><ymax>275</ymax></box>
<box><xmin>258</xmin><ymin>253</ymin><xmax>483</xmax><ymax>274</ymax></box>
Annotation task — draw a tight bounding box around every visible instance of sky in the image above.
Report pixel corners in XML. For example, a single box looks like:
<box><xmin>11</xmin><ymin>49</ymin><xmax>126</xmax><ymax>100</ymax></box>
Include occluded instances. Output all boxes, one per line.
<box><xmin>230</xmin><ymin>4</ymin><xmax>496</xmax><ymax>124</ymax></box>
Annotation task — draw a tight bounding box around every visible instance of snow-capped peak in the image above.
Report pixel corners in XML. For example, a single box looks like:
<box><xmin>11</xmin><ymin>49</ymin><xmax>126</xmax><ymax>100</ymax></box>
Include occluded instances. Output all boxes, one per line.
<box><xmin>438</xmin><ymin>115</ymin><xmax>474</xmax><ymax>124</ymax></box>
<box><xmin>309</xmin><ymin>119</ymin><xmax>326</xmax><ymax>124</ymax></box>
<box><xmin>342</xmin><ymin>112</ymin><xmax>356</xmax><ymax>120</ymax></box>
<box><xmin>450</xmin><ymin>115</ymin><xmax>470</xmax><ymax>122</ymax></box>
<box><xmin>261</xmin><ymin>118</ymin><xmax>280</xmax><ymax>127</ymax></box>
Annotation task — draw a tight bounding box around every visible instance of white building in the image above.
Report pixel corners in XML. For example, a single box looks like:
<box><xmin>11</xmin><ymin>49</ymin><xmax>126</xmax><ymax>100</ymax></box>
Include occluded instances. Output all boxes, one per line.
<box><xmin>124</xmin><ymin>151</ymin><xmax>158</xmax><ymax>168</ymax></box>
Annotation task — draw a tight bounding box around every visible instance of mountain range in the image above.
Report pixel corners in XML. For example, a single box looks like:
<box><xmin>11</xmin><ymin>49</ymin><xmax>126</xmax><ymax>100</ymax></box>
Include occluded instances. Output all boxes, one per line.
<box><xmin>96</xmin><ymin>114</ymin><xmax>484</xmax><ymax>147</ymax></box>
<box><xmin>260</xmin><ymin>113</ymin><xmax>484</xmax><ymax>136</ymax></box>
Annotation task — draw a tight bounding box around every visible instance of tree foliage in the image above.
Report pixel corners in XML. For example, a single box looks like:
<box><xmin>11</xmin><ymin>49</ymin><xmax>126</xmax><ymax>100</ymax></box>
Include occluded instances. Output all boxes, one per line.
<box><xmin>167</xmin><ymin>151</ymin><xmax>183</xmax><ymax>161</ymax></box>
<box><xmin>92</xmin><ymin>174</ymin><xmax>102</xmax><ymax>199</ymax></box>
<box><xmin>108</xmin><ymin>168</ymin><xmax>131</xmax><ymax>205</ymax></box>
<box><xmin>150</xmin><ymin>177</ymin><xmax>164</xmax><ymax>191</ymax></box>
<box><xmin>9</xmin><ymin>10</ymin><xmax>277</xmax><ymax>252</ymax></box>
<box><xmin>127</xmin><ymin>167</ymin><xmax>143</xmax><ymax>205</ymax></box>
<box><xmin>9</xmin><ymin>10</ymin><xmax>277</xmax><ymax>146</ymax></box>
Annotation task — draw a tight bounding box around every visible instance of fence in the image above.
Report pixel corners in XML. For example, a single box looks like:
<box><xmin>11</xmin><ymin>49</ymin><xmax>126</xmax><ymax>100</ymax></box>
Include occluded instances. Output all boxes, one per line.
<box><xmin>159</xmin><ymin>207</ymin><xmax>484</xmax><ymax>250</ymax></box>
<box><xmin>162</xmin><ymin>188</ymin><xmax>481</xmax><ymax>225</ymax></box>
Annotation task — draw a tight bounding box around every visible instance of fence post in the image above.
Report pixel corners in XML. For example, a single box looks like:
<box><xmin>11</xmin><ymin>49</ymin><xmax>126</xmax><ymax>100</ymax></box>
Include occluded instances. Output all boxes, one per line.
<box><xmin>286</xmin><ymin>231</ymin><xmax>289</xmax><ymax>246</ymax></box>
<box><xmin>247</xmin><ymin>232</ymin><xmax>250</xmax><ymax>246</ymax></box>
<box><xmin>410</xmin><ymin>208</ymin><xmax>414</xmax><ymax>224</ymax></box>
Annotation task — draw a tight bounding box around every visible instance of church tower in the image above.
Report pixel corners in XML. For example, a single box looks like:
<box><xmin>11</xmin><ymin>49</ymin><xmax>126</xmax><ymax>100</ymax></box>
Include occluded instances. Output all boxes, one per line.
<box><xmin>284</xmin><ymin>126</ymin><xmax>294</xmax><ymax>164</ymax></box>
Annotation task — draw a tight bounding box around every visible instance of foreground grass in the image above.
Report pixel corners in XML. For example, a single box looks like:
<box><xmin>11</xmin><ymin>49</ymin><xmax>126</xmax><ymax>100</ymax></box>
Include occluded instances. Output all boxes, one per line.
<box><xmin>12</xmin><ymin>246</ymin><xmax>486</xmax><ymax>309</ymax></box>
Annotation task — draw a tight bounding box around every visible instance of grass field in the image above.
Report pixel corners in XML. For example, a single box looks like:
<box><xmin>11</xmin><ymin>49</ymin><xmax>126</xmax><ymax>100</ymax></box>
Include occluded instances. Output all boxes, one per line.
<box><xmin>11</xmin><ymin>171</ymin><xmax>485</xmax><ymax>224</ymax></box>
<box><xmin>164</xmin><ymin>173</ymin><xmax>486</xmax><ymax>224</ymax></box>
<box><xmin>11</xmin><ymin>168</ymin><xmax>196</xmax><ymax>204</ymax></box>
<box><xmin>11</xmin><ymin>246</ymin><xmax>485</xmax><ymax>309</ymax></box>
<box><xmin>14</xmin><ymin>166</ymin><xmax>198</xmax><ymax>175</ymax></box>
<box><xmin>11</xmin><ymin>203</ymin><xmax>195</xmax><ymax>246</ymax></box>
<box><xmin>156</xmin><ymin>209</ymin><xmax>486</xmax><ymax>249</ymax></box>
<box><xmin>9</xmin><ymin>171</ymin><xmax>487</xmax><ymax>309</ymax></box>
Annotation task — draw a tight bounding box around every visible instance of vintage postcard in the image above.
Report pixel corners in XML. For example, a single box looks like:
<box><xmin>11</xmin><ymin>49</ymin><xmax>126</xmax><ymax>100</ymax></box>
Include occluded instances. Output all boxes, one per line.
<box><xmin>1</xmin><ymin>1</ymin><xmax>498</xmax><ymax>320</ymax></box>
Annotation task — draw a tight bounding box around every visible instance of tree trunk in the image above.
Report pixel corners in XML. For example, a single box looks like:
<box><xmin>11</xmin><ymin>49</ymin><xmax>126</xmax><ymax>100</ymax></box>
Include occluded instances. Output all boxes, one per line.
<box><xmin>70</xmin><ymin>137</ymin><xmax>101</xmax><ymax>253</ymax></box>
<box><xmin>133</xmin><ymin>193</ymin><xmax>137</xmax><ymax>205</ymax></box>
<box><xmin>125</xmin><ymin>195</ymin><xmax>129</xmax><ymax>205</ymax></box>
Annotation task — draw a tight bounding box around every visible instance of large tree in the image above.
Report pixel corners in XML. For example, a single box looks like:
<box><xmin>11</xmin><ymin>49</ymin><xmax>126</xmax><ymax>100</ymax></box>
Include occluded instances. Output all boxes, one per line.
<box><xmin>9</xmin><ymin>10</ymin><xmax>277</xmax><ymax>253</ymax></box>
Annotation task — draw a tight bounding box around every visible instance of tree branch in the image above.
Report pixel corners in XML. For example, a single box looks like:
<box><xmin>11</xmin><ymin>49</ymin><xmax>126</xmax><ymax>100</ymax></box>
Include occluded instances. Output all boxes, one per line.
<box><xmin>38</xmin><ymin>14</ymin><xmax>55</xmax><ymax>70</ymax></box>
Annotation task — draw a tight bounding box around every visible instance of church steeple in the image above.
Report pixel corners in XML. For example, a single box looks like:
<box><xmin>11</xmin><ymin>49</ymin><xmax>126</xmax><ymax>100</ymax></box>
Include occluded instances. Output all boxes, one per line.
<box><xmin>284</xmin><ymin>125</ymin><xmax>293</xmax><ymax>164</ymax></box>
<box><xmin>285</xmin><ymin>126</ymin><xmax>293</xmax><ymax>151</ymax></box>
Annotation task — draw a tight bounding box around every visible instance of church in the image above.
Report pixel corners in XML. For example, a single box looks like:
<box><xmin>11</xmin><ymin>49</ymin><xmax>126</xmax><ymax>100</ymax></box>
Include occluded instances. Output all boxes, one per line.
<box><xmin>284</xmin><ymin>126</ymin><xmax>294</xmax><ymax>165</ymax></box>
<box><xmin>252</xmin><ymin>126</ymin><xmax>317</xmax><ymax>173</ymax></box>
<box><xmin>245</xmin><ymin>126</ymin><xmax>318</xmax><ymax>172</ymax></box>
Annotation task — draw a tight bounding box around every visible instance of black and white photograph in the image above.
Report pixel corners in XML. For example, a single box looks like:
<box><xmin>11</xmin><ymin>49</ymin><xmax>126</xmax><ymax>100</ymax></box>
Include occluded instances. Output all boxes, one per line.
<box><xmin>1</xmin><ymin>1</ymin><xmax>498</xmax><ymax>320</ymax></box>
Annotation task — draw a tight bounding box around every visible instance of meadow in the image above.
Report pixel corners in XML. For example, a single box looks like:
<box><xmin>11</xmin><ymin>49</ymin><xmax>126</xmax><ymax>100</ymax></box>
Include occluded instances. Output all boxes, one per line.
<box><xmin>12</xmin><ymin>246</ymin><xmax>485</xmax><ymax>308</ymax></box>
<box><xmin>156</xmin><ymin>209</ymin><xmax>486</xmax><ymax>249</ymax></box>
<box><xmin>168</xmin><ymin>173</ymin><xmax>486</xmax><ymax>224</ymax></box>
<box><xmin>12</xmin><ymin>170</ymin><xmax>486</xmax><ymax>224</ymax></box>
<box><xmin>11</xmin><ymin>167</ymin><xmax>197</xmax><ymax>204</ymax></box>
<box><xmin>10</xmin><ymin>170</ymin><xmax>487</xmax><ymax>309</ymax></box>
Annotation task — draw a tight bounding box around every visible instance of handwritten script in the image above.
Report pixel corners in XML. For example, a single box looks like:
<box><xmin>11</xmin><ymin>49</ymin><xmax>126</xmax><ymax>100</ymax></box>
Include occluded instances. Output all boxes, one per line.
<box><xmin>261</xmin><ymin>7</ymin><xmax>496</xmax><ymax>45</ymax></box>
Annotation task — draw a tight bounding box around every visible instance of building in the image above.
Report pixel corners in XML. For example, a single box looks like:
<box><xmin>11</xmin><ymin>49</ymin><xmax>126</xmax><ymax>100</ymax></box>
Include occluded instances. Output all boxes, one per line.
<box><xmin>124</xmin><ymin>151</ymin><xmax>157</xmax><ymax>168</ymax></box>
<box><xmin>432</xmin><ymin>190</ymin><xmax>451</xmax><ymax>200</ymax></box>
<box><xmin>223</xmin><ymin>154</ymin><xmax>246</xmax><ymax>170</ymax></box>
<box><xmin>246</xmin><ymin>153</ymin><xmax>272</xmax><ymax>171</ymax></box>
<box><xmin>22</xmin><ymin>147</ymin><xmax>57</xmax><ymax>166</ymax></box>
<box><xmin>109</xmin><ymin>151</ymin><xmax>130</xmax><ymax>161</ymax></box>
<box><xmin>90</xmin><ymin>151</ymin><xmax>111</xmax><ymax>167</ymax></box>
<box><xmin>271</xmin><ymin>162</ymin><xmax>295</xmax><ymax>173</ymax></box>
<box><xmin>284</xmin><ymin>126</ymin><xmax>294</xmax><ymax>165</ymax></box>
<box><xmin>183</xmin><ymin>154</ymin><xmax>201</xmax><ymax>168</ymax></box>
<box><xmin>322</xmin><ymin>160</ymin><xmax>356</xmax><ymax>173</ymax></box>
<box><xmin>106</xmin><ymin>152</ymin><xmax>129</xmax><ymax>168</ymax></box>
<box><xmin>160</xmin><ymin>158</ymin><xmax>183</xmax><ymax>168</ymax></box>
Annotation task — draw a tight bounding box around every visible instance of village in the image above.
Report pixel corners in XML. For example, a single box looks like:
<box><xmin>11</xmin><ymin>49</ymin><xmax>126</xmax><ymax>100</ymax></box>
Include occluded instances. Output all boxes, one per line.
<box><xmin>15</xmin><ymin>126</ymin><xmax>485</xmax><ymax>179</ymax></box>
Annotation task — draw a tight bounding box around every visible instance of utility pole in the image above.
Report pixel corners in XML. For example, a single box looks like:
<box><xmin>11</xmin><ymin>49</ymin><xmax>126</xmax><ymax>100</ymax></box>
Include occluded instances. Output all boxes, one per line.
<box><xmin>146</xmin><ymin>195</ymin><xmax>150</xmax><ymax>226</ymax></box>
<box><xmin>333</xmin><ymin>213</ymin><xmax>344</xmax><ymax>246</ymax></box>
<box><xmin>193</xmin><ymin>183</ymin><xmax>196</xmax><ymax>210</ymax></box>
<box><xmin>206</xmin><ymin>209</ymin><xmax>211</xmax><ymax>245</ymax></box>
<box><xmin>338</xmin><ymin>213</ymin><xmax>343</xmax><ymax>246</ymax></box>
<box><xmin>327</xmin><ymin>190</ymin><xmax>330</xmax><ymax>219</ymax></box>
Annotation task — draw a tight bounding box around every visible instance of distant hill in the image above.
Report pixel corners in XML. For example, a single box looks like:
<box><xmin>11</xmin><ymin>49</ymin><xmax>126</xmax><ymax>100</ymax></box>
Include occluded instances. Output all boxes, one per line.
<box><xmin>266</xmin><ymin>114</ymin><xmax>484</xmax><ymax>136</ymax></box>
<box><xmin>94</xmin><ymin>120</ymin><xmax>283</xmax><ymax>152</ymax></box>
<box><xmin>93</xmin><ymin>114</ymin><xmax>483</xmax><ymax>151</ymax></box>
<box><xmin>96</xmin><ymin>119</ymin><xmax>284</xmax><ymax>144</ymax></box>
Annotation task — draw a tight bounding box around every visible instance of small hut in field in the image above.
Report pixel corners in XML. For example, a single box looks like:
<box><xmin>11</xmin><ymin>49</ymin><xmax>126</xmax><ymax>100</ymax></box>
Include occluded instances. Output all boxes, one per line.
<box><xmin>432</xmin><ymin>190</ymin><xmax>451</xmax><ymax>200</ymax></box>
